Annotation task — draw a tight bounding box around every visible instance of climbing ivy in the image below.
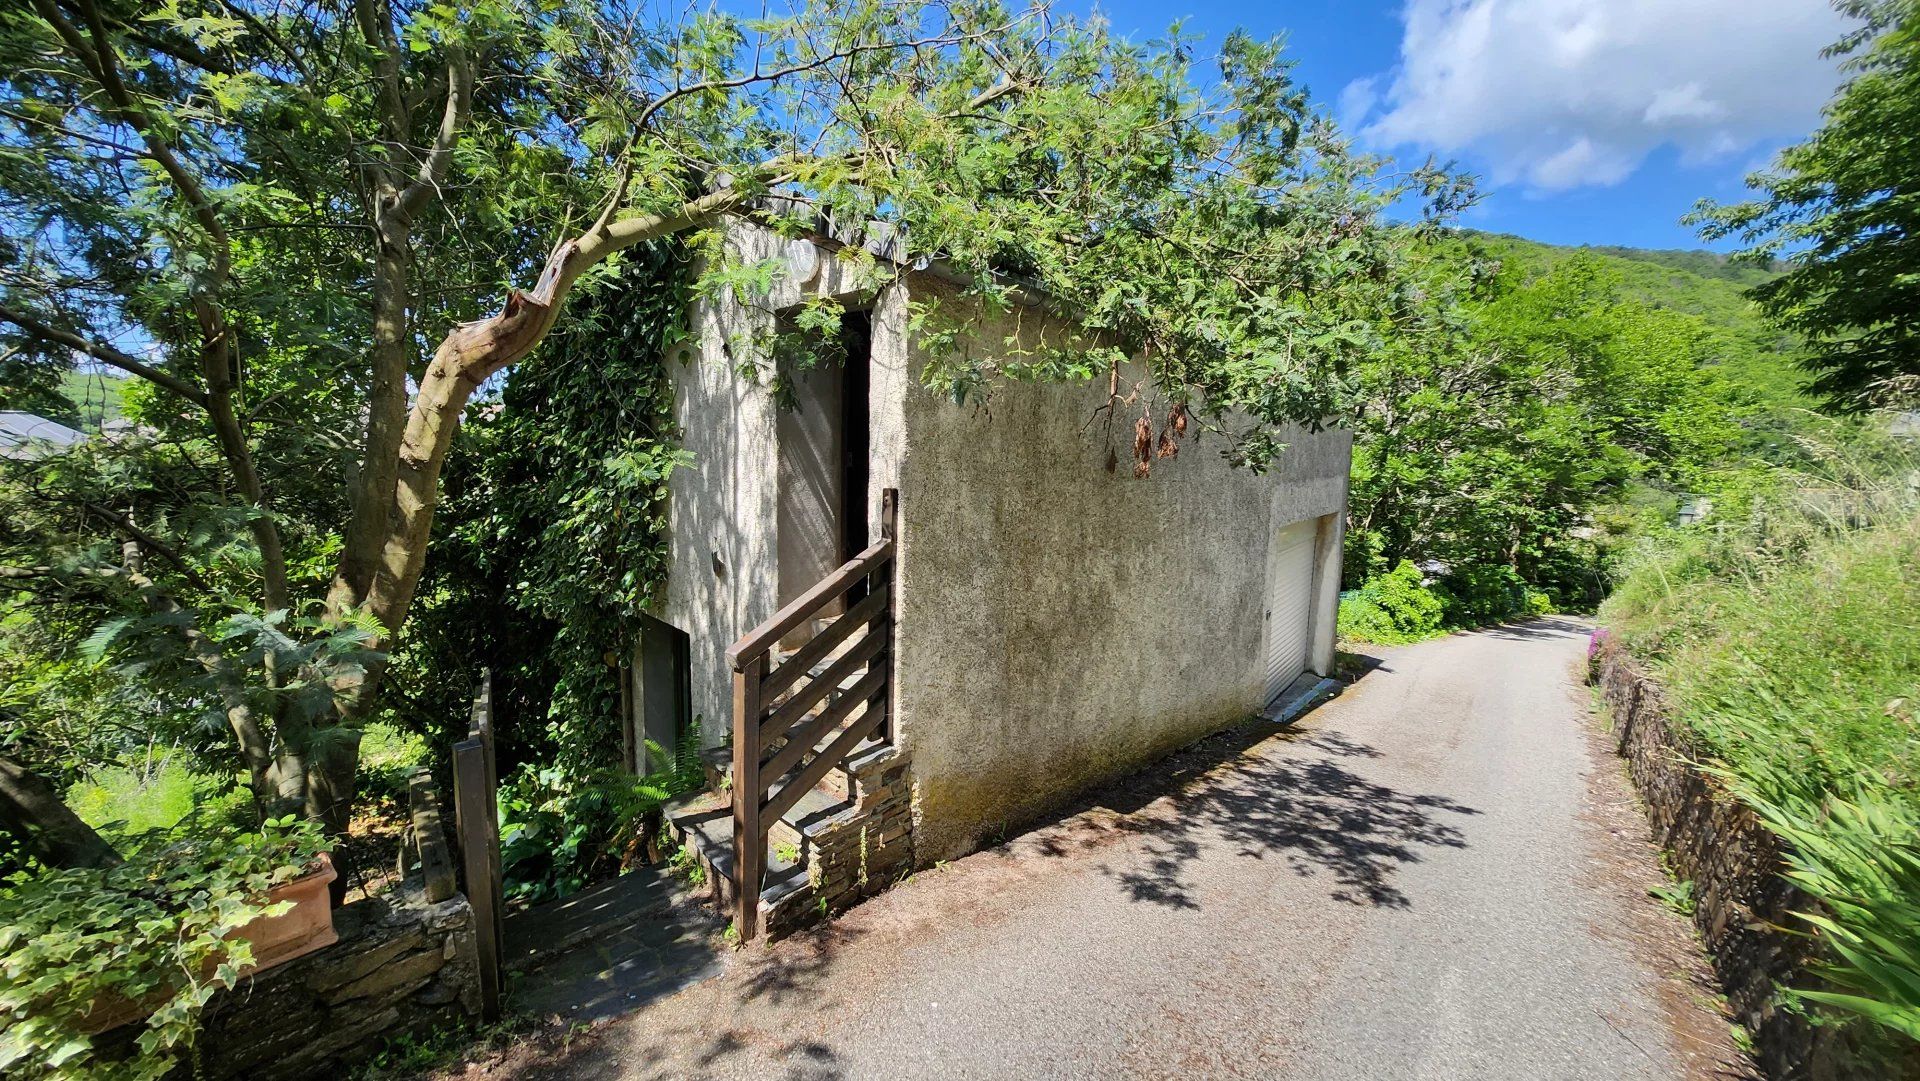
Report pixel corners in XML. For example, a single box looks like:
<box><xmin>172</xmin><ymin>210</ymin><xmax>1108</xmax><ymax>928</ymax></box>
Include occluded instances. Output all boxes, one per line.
<box><xmin>395</xmin><ymin>241</ymin><xmax>692</xmax><ymax>783</ymax></box>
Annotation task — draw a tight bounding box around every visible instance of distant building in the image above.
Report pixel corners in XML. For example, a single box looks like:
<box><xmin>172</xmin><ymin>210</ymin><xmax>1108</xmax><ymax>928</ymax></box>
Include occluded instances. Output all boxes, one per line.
<box><xmin>1676</xmin><ymin>494</ymin><xmax>1713</xmax><ymax>526</ymax></box>
<box><xmin>0</xmin><ymin>411</ymin><xmax>87</xmax><ymax>459</ymax></box>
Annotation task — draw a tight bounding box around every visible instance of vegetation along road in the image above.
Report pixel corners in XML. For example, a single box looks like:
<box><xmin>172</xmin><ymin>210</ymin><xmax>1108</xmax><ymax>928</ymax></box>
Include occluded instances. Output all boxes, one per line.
<box><xmin>463</xmin><ymin>619</ymin><xmax>1749</xmax><ymax>1081</ymax></box>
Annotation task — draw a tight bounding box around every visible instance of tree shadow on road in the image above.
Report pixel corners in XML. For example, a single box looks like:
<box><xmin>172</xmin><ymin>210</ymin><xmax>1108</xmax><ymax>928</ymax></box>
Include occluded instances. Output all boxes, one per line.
<box><xmin>490</xmin><ymin>918</ymin><xmax>869</xmax><ymax>1081</ymax></box>
<box><xmin>1081</xmin><ymin>725</ymin><xmax>1479</xmax><ymax>911</ymax></box>
<box><xmin>1471</xmin><ymin>616</ymin><xmax>1591</xmax><ymax>641</ymax></box>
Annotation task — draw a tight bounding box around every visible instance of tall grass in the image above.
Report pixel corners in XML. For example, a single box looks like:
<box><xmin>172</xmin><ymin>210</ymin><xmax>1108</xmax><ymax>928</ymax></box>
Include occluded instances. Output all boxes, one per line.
<box><xmin>1602</xmin><ymin>423</ymin><xmax>1920</xmax><ymax>1046</ymax></box>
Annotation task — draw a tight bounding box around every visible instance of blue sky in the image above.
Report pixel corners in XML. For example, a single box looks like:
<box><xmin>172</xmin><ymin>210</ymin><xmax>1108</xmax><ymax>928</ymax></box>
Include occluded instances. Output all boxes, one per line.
<box><xmin>1055</xmin><ymin>0</ymin><xmax>1854</xmax><ymax>252</ymax></box>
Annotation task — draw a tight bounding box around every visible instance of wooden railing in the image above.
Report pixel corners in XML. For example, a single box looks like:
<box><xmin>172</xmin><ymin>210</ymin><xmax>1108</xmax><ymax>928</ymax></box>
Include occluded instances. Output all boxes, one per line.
<box><xmin>725</xmin><ymin>489</ymin><xmax>897</xmax><ymax>941</ymax></box>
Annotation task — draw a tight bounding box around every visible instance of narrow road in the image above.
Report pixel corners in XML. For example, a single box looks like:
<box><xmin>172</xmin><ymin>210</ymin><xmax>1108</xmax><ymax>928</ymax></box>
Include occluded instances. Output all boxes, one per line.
<box><xmin>473</xmin><ymin>618</ymin><xmax>1748</xmax><ymax>1081</ymax></box>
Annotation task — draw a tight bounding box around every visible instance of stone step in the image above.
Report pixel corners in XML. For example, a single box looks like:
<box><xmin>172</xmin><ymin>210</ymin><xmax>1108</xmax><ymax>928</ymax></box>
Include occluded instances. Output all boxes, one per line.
<box><xmin>501</xmin><ymin>864</ymin><xmax>696</xmax><ymax>975</ymax></box>
<box><xmin>700</xmin><ymin>728</ymin><xmax>888</xmax><ymax>808</ymax></box>
<box><xmin>664</xmin><ymin>795</ymin><xmax>810</xmax><ymax>912</ymax></box>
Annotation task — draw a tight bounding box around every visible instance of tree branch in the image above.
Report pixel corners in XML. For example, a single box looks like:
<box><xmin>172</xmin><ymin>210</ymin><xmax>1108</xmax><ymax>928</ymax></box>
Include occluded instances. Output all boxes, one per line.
<box><xmin>395</xmin><ymin>44</ymin><xmax>472</xmax><ymax>219</ymax></box>
<box><xmin>38</xmin><ymin>0</ymin><xmax>233</xmax><ymax>285</ymax></box>
<box><xmin>0</xmin><ymin>754</ymin><xmax>120</xmax><ymax>869</ymax></box>
<box><xmin>76</xmin><ymin>501</ymin><xmax>214</xmax><ymax>593</ymax></box>
<box><xmin>0</xmin><ymin>302</ymin><xmax>207</xmax><ymax>406</ymax></box>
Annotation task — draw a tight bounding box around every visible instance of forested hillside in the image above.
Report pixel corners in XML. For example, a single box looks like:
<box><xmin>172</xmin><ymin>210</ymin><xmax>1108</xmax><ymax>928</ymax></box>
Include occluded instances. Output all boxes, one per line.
<box><xmin>1469</xmin><ymin>232</ymin><xmax>1808</xmax><ymax>410</ymax></box>
<box><xmin>1337</xmin><ymin>229</ymin><xmax>1818</xmax><ymax>642</ymax></box>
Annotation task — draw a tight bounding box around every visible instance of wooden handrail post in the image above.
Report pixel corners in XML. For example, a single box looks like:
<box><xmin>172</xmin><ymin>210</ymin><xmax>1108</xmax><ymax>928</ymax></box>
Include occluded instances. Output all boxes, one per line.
<box><xmin>878</xmin><ymin>488</ymin><xmax>897</xmax><ymax>743</ymax></box>
<box><xmin>732</xmin><ymin>652</ymin><xmax>767</xmax><ymax>942</ymax></box>
<box><xmin>452</xmin><ymin>739</ymin><xmax>501</xmax><ymax>1020</ymax></box>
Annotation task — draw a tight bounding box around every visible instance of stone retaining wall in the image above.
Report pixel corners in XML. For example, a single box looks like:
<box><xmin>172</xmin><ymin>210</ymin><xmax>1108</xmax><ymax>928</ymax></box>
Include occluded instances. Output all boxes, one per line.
<box><xmin>193</xmin><ymin>885</ymin><xmax>480</xmax><ymax>1080</ymax></box>
<box><xmin>764</xmin><ymin>747</ymin><xmax>915</xmax><ymax>937</ymax></box>
<box><xmin>1591</xmin><ymin>636</ymin><xmax>1875</xmax><ymax>1080</ymax></box>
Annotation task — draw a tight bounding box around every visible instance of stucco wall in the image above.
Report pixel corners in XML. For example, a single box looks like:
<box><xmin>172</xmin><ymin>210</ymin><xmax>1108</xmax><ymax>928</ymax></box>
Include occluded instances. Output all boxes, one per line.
<box><xmin>889</xmin><ymin>276</ymin><xmax>1352</xmax><ymax>861</ymax></box>
<box><xmin>662</xmin><ymin>225</ymin><xmax>882</xmax><ymax>741</ymax></box>
<box><xmin>662</xmin><ymin>248</ymin><xmax>781</xmax><ymax>741</ymax></box>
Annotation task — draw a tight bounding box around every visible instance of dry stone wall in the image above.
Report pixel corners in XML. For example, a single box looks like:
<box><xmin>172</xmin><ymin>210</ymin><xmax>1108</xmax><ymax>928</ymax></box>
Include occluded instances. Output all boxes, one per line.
<box><xmin>764</xmin><ymin>747</ymin><xmax>915</xmax><ymax>937</ymax></box>
<box><xmin>192</xmin><ymin>885</ymin><xmax>480</xmax><ymax>1080</ymax></box>
<box><xmin>1591</xmin><ymin>636</ymin><xmax>1886</xmax><ymax>1081</ymax></box>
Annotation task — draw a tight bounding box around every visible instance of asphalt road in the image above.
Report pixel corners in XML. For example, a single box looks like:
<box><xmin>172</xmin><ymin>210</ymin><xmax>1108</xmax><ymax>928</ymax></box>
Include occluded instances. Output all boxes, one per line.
<box><xmin>475</xmin><ymin>617</ymin><xmax>1748</xmax><ymax>1081</ymax></box>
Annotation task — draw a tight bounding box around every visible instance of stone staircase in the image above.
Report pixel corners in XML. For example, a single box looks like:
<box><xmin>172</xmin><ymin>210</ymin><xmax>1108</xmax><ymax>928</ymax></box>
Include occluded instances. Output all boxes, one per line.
<box><xmin>666</xmin><ymin>618</ymin><xmax>913</xmax><ymax>939</ymax></box>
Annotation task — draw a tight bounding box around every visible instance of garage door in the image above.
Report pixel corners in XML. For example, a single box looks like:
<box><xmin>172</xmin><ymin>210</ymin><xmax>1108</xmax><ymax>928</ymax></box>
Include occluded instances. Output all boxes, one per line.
<box><xmin>1264</xmin><ymin>519</ymin><xmax>1318</xmax><ymax>705</ymax></box>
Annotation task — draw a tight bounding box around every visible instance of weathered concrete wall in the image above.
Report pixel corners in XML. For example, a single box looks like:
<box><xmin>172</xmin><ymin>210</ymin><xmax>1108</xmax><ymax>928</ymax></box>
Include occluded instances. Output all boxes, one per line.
<box><xmin>1591</xmin><ymin>638</ymin><xmax>1912</xmax><ymax>1081</ymax></box>
<box><xmin>663</xmin><ymin>226</ymin><xmax>878</xmax><ymax>740</ymax></box>
<box><xmin>889</xmin><ymin>275</ymin><xmax>1352</xmax><ymax>862</ymax></box>
<box><xmin>195</xmin><ymin>887</ymin><xmax>479</xmax><ymax>1081</ymax></box>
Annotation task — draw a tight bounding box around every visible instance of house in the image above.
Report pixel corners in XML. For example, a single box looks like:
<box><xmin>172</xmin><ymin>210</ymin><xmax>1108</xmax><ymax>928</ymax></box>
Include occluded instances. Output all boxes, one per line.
<box><xmin>634</xmin><ymin>216</ymin><xmax>1351</xmax><ymax>938</ymax></box>
<box><xmin>1676</xmin><ymin>494</ymin><xmax>1713</xmax><ymax>526</ymax></box>
<box><xmin>0</xmin><ymin>411</ymin><xmax>87</xmax><ymax>459</ymax></box>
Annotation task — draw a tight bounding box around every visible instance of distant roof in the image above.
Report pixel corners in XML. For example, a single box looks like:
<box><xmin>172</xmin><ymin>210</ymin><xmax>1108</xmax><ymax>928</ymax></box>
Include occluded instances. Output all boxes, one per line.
<box><xmin>0</xmin><ymin>411</ymin><xmax>88</xmax><ymax>458</ymax></box>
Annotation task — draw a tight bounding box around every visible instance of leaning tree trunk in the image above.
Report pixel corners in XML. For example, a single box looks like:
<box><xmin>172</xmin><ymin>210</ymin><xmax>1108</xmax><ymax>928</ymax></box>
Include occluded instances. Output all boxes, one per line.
<box><xmin>0</xmin><ymin>754</ymin><xmax>120</xmax><ymax>870</ymax></box>
<box><xmin>305</xmin><ymin>186</ymin><xmax>754</xmax><ymax>833</ymax></box>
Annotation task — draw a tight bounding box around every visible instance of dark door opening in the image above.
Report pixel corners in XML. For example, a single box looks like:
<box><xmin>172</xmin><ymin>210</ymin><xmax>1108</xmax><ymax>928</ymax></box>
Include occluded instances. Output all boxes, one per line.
<box><xmin>631</xmin><ymin>613</ymin><xmax>691</xmax><ymax>771</ymax></box>
<box><xmin>840</xmin><ymin>310</ymin><xmax>872</xmax><ymax>563</ymax></box>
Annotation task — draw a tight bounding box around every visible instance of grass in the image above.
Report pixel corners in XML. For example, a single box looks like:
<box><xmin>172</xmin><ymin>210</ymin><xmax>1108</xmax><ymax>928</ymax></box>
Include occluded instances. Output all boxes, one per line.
<box><xmin>68</xmin><ymin>721</ymin><xmax>427</xmax><ymax>840</ymax></box>
<box><xmin>1600</xmin><ymin>427</ymin><xmax>1920</xmax><ymax>1048</ymax></box>
<box><xmin>68</xmin><ymin>757</ymin><xmax>205</xmax><ymax>835</ymax></box>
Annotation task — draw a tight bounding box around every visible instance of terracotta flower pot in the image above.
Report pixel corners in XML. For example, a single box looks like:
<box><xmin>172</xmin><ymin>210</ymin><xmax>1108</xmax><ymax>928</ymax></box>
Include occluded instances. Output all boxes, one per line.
<box><xmin>77</xmin><ymin>854</ymin><xmax>339</xmax><ymax>1034</ymax></box>
<box><xmin>235</xmin><ymin>853</ymin><xmax>339</xmax><ymax>973</ymax></box>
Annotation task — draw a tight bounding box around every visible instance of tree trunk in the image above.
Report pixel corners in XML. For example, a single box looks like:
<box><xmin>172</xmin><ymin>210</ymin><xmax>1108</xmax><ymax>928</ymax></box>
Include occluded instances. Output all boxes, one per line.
<box><xmin>0</xmin><ymin>754</ymin><xmax>120</xmax><ymax>870</ymax></box>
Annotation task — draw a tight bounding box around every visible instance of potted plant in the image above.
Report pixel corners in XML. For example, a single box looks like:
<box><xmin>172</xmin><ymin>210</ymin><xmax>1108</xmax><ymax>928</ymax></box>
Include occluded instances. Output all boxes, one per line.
<box><xmin>226</xmin><ymin>850</ymin><xmax>339</xmax><ymax>974</ymax></box>
<box><xmin>0</xmin><ymin>816</ymin><xmax>333</xmax><ymax>1078</ymax></box>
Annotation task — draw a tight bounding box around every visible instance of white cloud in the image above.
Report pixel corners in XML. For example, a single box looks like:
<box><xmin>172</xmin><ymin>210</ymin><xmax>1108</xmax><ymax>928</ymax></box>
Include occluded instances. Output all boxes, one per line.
<box><xmin>1350</xmin><ymin>0</ymin><xmax>1856</xmax><ymax>190</ymax></box>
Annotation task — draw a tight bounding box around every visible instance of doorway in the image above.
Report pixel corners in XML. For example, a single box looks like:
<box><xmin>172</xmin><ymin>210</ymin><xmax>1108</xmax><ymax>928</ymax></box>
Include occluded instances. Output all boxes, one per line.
<box><xmin>776</xmin><ymin>309</ymin><xmax>874</xmax><ymax>625</ymax></box>
<box><xmin>840</xmin><ymin>310</ymin><xmax>872</xmax><ymax>564</ymax></box>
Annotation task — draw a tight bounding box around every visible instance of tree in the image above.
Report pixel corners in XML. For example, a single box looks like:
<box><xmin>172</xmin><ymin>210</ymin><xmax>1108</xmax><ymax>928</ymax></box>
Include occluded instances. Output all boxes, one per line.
<box><xmin>0</xmin><ymin>0</ymin><xmax>1461</xmax><ymax>838</ymax></box>
<box><xmin>1345</xmin><ymin>240</ymin><xmax>1743</xmax><ymax>602</ymax></box>
<box><xmin>1692</xmin><ymin>0</ymin><xmax>1920</xmax><ymax>412</ymax></box>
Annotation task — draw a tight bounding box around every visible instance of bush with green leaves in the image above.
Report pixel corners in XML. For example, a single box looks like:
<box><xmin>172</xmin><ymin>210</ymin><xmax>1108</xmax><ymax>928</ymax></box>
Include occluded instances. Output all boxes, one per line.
<box><xmin>1337</xmin><ymin>561</ymin><xmax>1447</xmax><ymax>644</ymax></box>
<box><xmin>1436</xmin><ymin>565</ymin><xmax>1553</xmax><ymax>626</ymax></box>
<box><xmin>0</xmin><ymin>817</ymin><xmax>329</xmax><ymax>1080</ymax></box>
<box><xmin>496</xmin><ymin>733</ymin><xmax>704</xmax><ymax>905</ymax></box>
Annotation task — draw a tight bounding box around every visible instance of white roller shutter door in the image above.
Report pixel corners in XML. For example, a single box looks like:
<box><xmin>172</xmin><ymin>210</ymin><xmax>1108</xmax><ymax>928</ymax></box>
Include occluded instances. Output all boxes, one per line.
<box><xmin>1264</xmin><ymin>520</ymin><xmax>1317</xmax><ymax>704</ymax></box>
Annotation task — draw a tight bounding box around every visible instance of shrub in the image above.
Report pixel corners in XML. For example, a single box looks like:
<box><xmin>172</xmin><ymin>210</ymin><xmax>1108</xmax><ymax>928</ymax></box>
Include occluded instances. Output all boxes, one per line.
<box><xmin>1601</xmin><ymin>429</ymin><xmax>1920</xmax><ymax>1048</ymax></box>
<box><xmin>1748</xmin><ymin>789</ymin><xmax>1920</xmax><ymax>1043</ymax></box>
<box><xmin>1436</xmin><ymin>564</ymin><xmax>1544</xmax><ymax>626</ymax></box>
<box><xmin>496</xmin><ymin>731</ymin><xmax>704</xmax><ymax>905</ymax></box>
<box><xmin>1337</xmin><ymin>560</ymin><xmax>1447</xmax><ymax>644</ymax></box>
<box><xmin>0</xmin><ymin>817</ymin><xmax>329</xmax><ymax>1080</ymax></box>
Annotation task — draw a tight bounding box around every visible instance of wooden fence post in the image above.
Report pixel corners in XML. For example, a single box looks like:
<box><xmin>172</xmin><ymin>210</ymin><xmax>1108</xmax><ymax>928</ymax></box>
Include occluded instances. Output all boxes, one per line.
<box><xmin>408</xmin><ymin>771</ymin><xmax>457</xmax><ymax>904</ymax></box>
<box><xmin>878</xmin><ymin>488</ymin><xmax>898</xmax><ymax>743</ymax></box>
<box><xmin>467</xmin><ymin>670</ymin><xmax>502</xmax><ymax>964</ymax></box>
<box><xmin>452</xmin><ymin>738</ymin><xmax>501</xmax><ymax>1021</ymax></box>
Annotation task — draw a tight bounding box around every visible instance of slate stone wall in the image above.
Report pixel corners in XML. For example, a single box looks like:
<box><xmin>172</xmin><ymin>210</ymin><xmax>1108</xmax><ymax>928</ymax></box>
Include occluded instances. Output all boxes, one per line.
<box><xmin>193</xmin><ymin>885</ymin><xmax>480</xmax><ymax>1080</ymax></box>
<box><xmin>1591</xmin><ymin>637</ymin><xmax>1893</xmax><ymax>1081</ymax></box>
<box><xmin>764</xmin><ymin>747</ymin><xmax>915</xmax><ymax>938</ymax></box>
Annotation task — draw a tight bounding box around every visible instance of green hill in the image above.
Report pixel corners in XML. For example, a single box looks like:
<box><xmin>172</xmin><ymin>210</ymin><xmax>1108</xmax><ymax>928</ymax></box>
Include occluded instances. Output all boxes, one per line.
<box><xmin>59</xmin><ymin>369</ymin><xmax>130</xmax><ymax>430</ymax></box>
<box><xmin>1461</xmin><ymin>231</ymin><xmax>1811</xmax><ymax>414</ymax></box>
